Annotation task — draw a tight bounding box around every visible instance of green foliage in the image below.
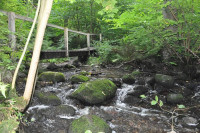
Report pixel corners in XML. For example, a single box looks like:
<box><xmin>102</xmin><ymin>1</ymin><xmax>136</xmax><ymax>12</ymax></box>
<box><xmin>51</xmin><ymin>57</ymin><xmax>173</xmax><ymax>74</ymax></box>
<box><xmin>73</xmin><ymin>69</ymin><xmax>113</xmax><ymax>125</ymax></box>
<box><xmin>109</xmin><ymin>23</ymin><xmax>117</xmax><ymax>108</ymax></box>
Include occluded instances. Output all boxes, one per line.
<box><xmin>177</xmin><ymin>104</ymin><xmax>185</xmax><ymax>109</ymax></box>
<box><xmin>94</xmin><ymin>41</ymin><xmax>121</xmax><ymax>64</ymax></box>
<box><xmin>85</xmin><ymin>130</ymin><xmax>92</xmax><ymax>133</ymax></box>
<box><xmin>151</xmin><ymin>96</ymin><xmax>163</xmax><ymax>107</ymax></box>
<box><xmin>0</xmin><ymin>82</ymin><xmax>10</xmax><ymax>98</ymax></box>
<box><xmin>140</xmin><ymin>95</ymin><xmax>146</xmax><ymax>99</ymax></box>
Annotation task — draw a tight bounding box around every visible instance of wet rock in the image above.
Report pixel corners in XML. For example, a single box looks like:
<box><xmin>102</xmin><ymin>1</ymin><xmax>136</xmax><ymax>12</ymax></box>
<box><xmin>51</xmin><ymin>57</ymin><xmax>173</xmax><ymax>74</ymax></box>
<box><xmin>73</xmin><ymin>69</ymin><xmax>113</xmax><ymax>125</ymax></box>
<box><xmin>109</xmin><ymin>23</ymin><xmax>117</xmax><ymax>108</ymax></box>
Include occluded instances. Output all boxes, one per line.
<box><xmin>145</xmin><ymin>77</ymin><xmax>155</xmax><ymax>86</ymax></box>
<box><xmin>35</xmin><ymin>92</ymin><xmax>61</xmax><ymax>106</ymax></box>
<box><xmin>154</xmin><ymin>84</ymin><xmax>168</xmax><ymax>94</ymax></box>
<box><xmin>72</xmin><ymin>59</ymin><xmax>81</xmax><ymax>67</ymax></box>
<box><xmin>127</xmin><ymin>85</ymin><xmax>149</xmax><ymax>97</ymax></box>
<box><xmin>166</xmin><ymin>93</ymin><xmax>184</xmax><ymax>104</ymax></box>
<box><xmin>181</xmin><ymin>117</ymin><xmax>199</xmax><ymax>128</ymax></box>
<box><xmin>40</xmin><ymin>105</ymin><xmax>76</xmax><ymax>118</ymax></box>
<box><xmin>70</xmin><ymin>79</ymin><xmax>117</xmax><ymax>105</ymax></box>
<box><xmin>135</xmin><ymin>78</ymin><xmax>145</xmax><ymax>85</ymax></box>
<box><xmin>47</xmin><ymin>63</ymin><xmax>59</xmax><ymax>70</ymax></box>
<box><xmin>38</xmin><ymin>71</ymin><xmax>65</xmax><ymax>83</ymax></box>
<box><xmin>64</xmin><ymin>64</ymin><xmax>76</xmax><ymax>69</ymax></box>
<box><xmin>109</xmin><ymin>78</ymin><xmax>122</xmax><ymax>88</ymax></box>
<box><xmin>124</xmin><ymin>95</ymin><xmax>141</xmax><ymax>105</ymax></box>
<box><xmin>122</xmin><ymin>74</ymin><xmax>135</xmax><ymax>84</ymax></box>
<box><xmin>68</xmin><ymin>115</ymin><xmax>112</xmax><ymax>133</ymax></box>
<box><xmin>155</xmin><ymin>74</ymin><xmax>174</xmax><ymax>88</ymax></box>
<box><xmin>70</xmin><ymin>75</ymin><xmax>90</xmax><ymax>84</ymax></box>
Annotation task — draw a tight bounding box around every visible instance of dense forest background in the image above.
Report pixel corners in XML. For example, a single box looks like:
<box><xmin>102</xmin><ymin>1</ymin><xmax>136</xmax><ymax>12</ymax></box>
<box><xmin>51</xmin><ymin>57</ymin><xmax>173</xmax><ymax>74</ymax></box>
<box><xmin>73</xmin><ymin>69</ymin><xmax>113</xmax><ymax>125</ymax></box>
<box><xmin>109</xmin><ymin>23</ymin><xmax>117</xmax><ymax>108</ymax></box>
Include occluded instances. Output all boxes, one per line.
<box><xmin>0</xmin><ymin>0</ymin><xmax>200</xmax><ymax>74</ymax></box>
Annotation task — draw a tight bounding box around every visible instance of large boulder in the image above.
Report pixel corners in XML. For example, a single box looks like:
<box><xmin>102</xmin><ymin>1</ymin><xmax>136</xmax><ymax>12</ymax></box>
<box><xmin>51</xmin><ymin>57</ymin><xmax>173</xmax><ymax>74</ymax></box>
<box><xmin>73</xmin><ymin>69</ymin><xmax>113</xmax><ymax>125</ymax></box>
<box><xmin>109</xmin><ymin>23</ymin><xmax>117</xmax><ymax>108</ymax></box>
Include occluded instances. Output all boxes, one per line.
<box><xmin>70</xmin><ymin>79</ymin><xmax>117</xmax><ymax>105</ymax></box>
<box><xmin>35</xmin><ymin>92</ymin><xmax>61</xmax><ymax>106</ymax></box>
<box><xmin>70</xmin><ymin>75</ymin><xmax>90</xmax><ymax>84</ymax></box>
<box><xmin>38</xmin><ymin>71</ymin><xmax>65</xmax><ymax>83</ymax></box>
<box><xmin>167</xmin><ymin>93</ymin><xmax>184</xmax><ymax>104</ymax></box>
<box><xmin>155</xmin><ymin>74</ymin><xmax>174</xmax><ymax>88</ymax></box>
<box><xmin>68</xmin><ymin>115</ymin><xmax>112</xmax><ymax>133</ymax></box>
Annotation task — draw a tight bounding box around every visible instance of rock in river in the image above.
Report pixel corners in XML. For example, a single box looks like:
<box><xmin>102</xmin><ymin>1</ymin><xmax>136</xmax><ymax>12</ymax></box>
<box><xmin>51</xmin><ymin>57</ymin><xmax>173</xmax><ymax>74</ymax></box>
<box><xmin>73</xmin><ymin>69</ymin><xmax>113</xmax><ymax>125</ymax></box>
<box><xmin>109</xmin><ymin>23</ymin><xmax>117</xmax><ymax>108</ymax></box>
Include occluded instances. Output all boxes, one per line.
<box><xmin>70</xmin><ymin>74</ymin><xmax>90</xmax><ymax>84</ymax></box>
<box><xmin>38</xmin><ymin>71</ymin><xmax>65</xmax><ymax>83</ymax></box>
<box><xmin>35</xmin><ymin>92</ymin><xmax>61</xmax><ymax>106</ymax></box>
<box><xmin>70</xmin><ymin>79</ymin><xmax>117</xmax><ymax>105</ymax></box>
<box><xmin>68</xmin><ymin>115</ymin><xmax>112</xmax><ymax>133</ymax></box>
<box><xmin>167</xmin><ymin>93</ymin><xmax>184</xmax><ymax>104</ymax></box>
<box><xmin>122</xmin><ymin>74</ymin><xmax>135</xmax><ymax>84</ymax></box>
<box><xmin>155</xmin><ymin>74</ymin><xmax>174</xmax><ymax>88</ymax></box>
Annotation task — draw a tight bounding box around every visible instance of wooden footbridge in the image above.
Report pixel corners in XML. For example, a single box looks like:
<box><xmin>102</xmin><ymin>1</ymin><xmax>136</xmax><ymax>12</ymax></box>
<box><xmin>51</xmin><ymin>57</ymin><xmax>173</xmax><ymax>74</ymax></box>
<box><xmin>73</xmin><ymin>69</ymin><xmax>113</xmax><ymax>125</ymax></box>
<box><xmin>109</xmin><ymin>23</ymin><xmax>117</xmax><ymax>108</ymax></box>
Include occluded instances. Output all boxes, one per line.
<box><xmin>0</xmin><ymin>10</ymin><xmax>101</xmax><ymax>61</ymax></box>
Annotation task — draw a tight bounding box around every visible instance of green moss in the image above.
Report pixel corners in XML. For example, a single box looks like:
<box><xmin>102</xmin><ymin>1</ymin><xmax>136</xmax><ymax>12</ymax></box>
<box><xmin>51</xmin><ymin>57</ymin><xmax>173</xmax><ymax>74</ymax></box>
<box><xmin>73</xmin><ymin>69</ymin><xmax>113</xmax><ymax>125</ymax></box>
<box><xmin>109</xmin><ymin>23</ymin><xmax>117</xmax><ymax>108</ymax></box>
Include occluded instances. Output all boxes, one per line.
<box><xmin>79</xmin><ymin>71</ymin><xmax>89</xmax><ymax>76</ymax></box>
<box><xmin>36</xmin><ymin>92</ymin><xmax>61</xmax><ymax>106</ymax></box>
<box><xmin>71</xmin><ymin>79</ymin><xmax>117</xmax><ymax>104</ymax></box>
<box><xmin>131</xmin><ymin>70</ymin><xmax>140</xmax><ymax>76</ymax></box>
<box><xmin>70</xmin><ymin>75</ymin><xmax>90</xmax><ymax>83</ymax></box>
<box><xmin>122</xmin><ymin>74</ymin><xmax>135</xmax><ymax>84</ymax></box>
<box><xmin>12</xmin><ymin>97</ymin><xmax>27</xmax><ymax>111</ymax></box>
<box><xmin>69</xmin><ymin>115</ymin><xmax>111</xmax><ymax>133</ymax></box>
<box><xmin>38</xmin><ymin>71</ymin><xmax>65</xmax><ymax>83</ymax></box>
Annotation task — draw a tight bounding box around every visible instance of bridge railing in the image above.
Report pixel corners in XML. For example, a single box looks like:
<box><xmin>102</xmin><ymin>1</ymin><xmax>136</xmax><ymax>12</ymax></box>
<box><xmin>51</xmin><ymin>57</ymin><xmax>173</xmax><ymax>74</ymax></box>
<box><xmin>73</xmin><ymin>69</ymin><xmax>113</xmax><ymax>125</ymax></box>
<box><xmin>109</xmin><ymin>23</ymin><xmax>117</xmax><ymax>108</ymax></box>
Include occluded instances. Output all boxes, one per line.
<box><xmin>0</xmin><ymin>10</ymin><xmax>102</xmax><ymax>56</ymax></box>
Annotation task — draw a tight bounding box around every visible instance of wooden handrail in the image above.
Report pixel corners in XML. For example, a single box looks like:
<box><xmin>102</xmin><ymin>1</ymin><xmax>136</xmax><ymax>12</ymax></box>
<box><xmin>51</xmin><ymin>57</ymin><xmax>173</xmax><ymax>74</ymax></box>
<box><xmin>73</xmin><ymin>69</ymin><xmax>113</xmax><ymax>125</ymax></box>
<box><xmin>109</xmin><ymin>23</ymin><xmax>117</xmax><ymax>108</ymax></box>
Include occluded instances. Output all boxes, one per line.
<box><xmin>0</xmin><ymin>9</ymin><xmax>99</xmax><ymax>36</ymax></box>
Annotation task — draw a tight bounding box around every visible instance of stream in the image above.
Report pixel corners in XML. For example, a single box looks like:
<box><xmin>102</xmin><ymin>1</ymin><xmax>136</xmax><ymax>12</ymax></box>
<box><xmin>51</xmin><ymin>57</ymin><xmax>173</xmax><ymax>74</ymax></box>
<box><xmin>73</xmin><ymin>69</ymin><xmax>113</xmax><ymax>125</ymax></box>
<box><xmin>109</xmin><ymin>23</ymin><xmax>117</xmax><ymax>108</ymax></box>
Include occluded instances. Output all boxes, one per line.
<box><xmin>18</xmin><ymin>63</ymin><xmax>200</xmax><ymax>133</ymax></box>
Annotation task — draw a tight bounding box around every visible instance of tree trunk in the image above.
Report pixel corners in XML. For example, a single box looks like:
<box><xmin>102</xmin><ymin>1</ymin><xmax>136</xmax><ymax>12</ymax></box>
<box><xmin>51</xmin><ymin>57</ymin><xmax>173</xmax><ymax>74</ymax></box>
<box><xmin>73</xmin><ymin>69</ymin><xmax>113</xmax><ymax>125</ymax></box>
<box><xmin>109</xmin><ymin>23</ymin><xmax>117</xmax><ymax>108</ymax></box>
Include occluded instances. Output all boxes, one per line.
<box><xmin>23</xmin><ymin>0</ymin><xmax>53</xmax><ymax>104</ymax></box>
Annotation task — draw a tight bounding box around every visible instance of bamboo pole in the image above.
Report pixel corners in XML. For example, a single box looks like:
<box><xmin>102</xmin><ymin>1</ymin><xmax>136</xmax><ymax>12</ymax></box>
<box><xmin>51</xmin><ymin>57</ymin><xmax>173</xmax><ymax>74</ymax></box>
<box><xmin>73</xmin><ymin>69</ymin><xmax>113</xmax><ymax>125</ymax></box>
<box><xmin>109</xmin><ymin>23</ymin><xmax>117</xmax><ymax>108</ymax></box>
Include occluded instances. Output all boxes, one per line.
<box><xmin>64</xmin><ymin>28</ymin><xmax>69</xmax><ymax>57</ymax></box>
<box><xmin>23</xmin><ymin>0</ymin><xmax>53</xmax><ymax>103</ymax></box>
<box><xmin>11</xmin><ymin>0</ymin><xmax>41</xmax><ymax>90</ymax></box>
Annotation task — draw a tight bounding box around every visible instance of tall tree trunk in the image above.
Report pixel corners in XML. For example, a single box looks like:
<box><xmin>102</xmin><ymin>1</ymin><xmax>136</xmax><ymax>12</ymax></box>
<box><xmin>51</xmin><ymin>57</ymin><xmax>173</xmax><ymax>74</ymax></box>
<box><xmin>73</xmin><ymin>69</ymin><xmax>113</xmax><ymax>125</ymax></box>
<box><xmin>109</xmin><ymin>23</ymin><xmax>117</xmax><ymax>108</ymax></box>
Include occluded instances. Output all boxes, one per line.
<box><xmin>23</xmin><ymin>0</ymin><xmax>53</xmax><ymax>104</ymax></box>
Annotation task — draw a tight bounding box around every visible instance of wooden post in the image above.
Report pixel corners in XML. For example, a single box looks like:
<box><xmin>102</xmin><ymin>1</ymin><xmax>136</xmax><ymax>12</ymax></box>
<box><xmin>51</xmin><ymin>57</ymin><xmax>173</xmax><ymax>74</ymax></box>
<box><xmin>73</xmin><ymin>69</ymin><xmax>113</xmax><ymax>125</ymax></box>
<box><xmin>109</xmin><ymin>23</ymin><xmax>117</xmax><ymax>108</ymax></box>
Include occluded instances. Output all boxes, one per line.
<box><xmin>64</xmin><ymin>28</ymin><xmax>69</xmax><ymax>57</ymax></box>
<box><xmin>8</xmin><ymin>12</ymin><xmax>16</xmax><ymax>50</ymax></box>
<box><xmin>100</xmin><ymin>33</ymin><xmax>102</xmax><ymax>42</ymax></box>
<box><xmin>87</xmin><ymin>34</ymin><xmax>90</xmax><ymax>55</ymax></box>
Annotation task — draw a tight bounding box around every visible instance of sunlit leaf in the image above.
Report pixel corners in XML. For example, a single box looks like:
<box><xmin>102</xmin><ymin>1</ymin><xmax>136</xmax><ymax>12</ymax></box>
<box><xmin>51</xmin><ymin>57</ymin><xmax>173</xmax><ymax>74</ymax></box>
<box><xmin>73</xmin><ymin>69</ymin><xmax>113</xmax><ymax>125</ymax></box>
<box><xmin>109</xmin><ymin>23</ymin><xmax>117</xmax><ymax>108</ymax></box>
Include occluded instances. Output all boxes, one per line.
<box><xmin>140</xmin><ymin>95</ymin><xmax>146</xmax><ymax>99</ymax></box>
<box><xmin>151</xmin><ymin>100</ymin><xmax>157</xmax><ymax>105</ymax></box>
<box><xmin>177</xmin><ymin>104</ymin><xmax>185</xmax><ymax>109</ymax></box>
<box><xmin>159</xmin><ymin>100</ymin><xmax>163</xmax><ymax>107</ymax></box>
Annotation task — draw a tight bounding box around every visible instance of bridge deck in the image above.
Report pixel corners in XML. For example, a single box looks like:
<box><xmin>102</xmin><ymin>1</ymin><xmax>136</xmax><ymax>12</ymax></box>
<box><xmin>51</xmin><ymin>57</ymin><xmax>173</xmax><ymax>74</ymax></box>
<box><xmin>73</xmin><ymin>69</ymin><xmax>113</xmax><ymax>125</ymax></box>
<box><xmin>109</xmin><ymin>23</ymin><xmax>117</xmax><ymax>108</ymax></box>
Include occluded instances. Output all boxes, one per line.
<box><xmin>40</xmin><ymin>47</ymin><xmax>96</xmax><ymax>59</ymax></box>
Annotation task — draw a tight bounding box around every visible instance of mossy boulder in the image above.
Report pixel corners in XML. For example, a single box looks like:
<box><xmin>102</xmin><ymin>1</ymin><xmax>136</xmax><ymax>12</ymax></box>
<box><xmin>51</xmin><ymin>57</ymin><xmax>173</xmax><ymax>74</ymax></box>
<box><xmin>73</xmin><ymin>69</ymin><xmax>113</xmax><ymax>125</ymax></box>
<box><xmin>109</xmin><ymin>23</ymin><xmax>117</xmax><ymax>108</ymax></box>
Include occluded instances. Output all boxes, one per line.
<box><xmin>79</xmin><ymin>71</ymin><xmax>89</xmax><ymax>76</ymax></box>
<box><xmin>122</xmin><ymin>74</ymin><xmax>135</xmax><ymax>84</ymax></box>
<box><xmin>70</xmin><ymin>79</ymin><xmax>117</xmax><ymax>105</ymax></box>
<box><xmin>35</xmin><ymin>92</ymin><xmax>61</xmax><ymax>106</ymax></box>
<box><xmin>68</xmin><ymin>115</ymin><xmax>112</xmax><ymax>133</ymax></box>
<box><xmin>155</xmin><ymin>74</ymin><xmax>174</xmax><ymax>88</ymax></box>
<box><xmin>38</xmin><ymin>71</ymin><xmax>65</xmax><ymax>83</ymax></box>
<box><xmin>70</xmin><ymin>75</ymin><xmax>90</xmax><ymax>84</ymax></box>
<box><xmin>167</xmin><ymin>93</ymin><xmax>184</xmax><ymax>104</ymax></box>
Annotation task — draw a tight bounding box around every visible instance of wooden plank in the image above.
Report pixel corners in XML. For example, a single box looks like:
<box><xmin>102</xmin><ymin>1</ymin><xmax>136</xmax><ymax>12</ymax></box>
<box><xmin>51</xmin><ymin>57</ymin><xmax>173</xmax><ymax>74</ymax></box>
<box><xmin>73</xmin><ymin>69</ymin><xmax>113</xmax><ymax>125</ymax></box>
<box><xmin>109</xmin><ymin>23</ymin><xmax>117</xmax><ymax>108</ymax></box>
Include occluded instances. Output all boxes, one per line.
<box><xmin>64</xmin><ymin>28</ymin><xmax>69</xmax><ymax>56</ymax></box>
<box><xmin>0</xmin><ymin>10</ymin><xmax>8</xmax><ymax>15</ymax></box>
<box><xmin>87</xmin><ymin>34</ymin><xmax>90</xmax><ymax>52</ymax></box>
<box><xmin>8</xmin><ymin>12</ymin><xmax>16</xmax><ymax>50</ymax></box>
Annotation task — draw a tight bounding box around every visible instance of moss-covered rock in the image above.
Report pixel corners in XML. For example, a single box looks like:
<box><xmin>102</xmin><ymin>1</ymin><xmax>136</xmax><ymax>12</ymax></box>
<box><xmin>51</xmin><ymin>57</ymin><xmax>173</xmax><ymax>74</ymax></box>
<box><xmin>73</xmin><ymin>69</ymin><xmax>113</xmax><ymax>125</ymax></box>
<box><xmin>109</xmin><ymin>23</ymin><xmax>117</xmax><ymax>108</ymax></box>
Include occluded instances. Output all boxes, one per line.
<box><xmin>70</xmin><ymin>75</ymin><xmax>90</xmax><ymax>84</ymax></box>
<box><xmin>70</xmin><ymin>79</ymin><xmax>117</xmax><ymax>105</ymax></box>
<box><xmin>35</xmin><ymin>92</ymin><xmax>61</xmax><ymax>106</ymax></box>
<box><xmin>155</xmin><ymin>74</ymin><xmax>174</xmax><ymax>88</ymax></box>
<box><xmin>38</xmin><ymin>71</ymin><xmax>65</xmax><ymax>83</ymax></box>
<box><xmin>79</xmin><ymin>71</ymin><xmax>89</xmax><ymax>76</ymax></box>
<box><xmin>122</xmin><ymin>74</ymin><xmax>135</xmax><ymax>84</ymax></box>
<box><xmin>167</xmin><ymin>93</ymin><xmax>184</xmax><ymax>104</ymax></box>
<box><xmin>68</xmin><ymin>115</ymin><xmax>112</xmax><ymax>133</ymax></box>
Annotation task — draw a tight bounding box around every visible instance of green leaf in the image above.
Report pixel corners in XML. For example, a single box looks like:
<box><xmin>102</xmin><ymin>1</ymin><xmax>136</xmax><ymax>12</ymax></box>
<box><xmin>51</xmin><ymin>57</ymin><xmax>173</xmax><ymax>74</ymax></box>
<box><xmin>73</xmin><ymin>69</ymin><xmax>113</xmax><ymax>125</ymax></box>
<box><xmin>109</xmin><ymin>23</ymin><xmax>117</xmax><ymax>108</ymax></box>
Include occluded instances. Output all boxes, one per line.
<box><xmin>140</xmin><ymin>95</ymin><xmax>146</xmax><ymax>99</ymax></box>
<box><xmin>0</xmin><ymin>82</ymin><xmax>9</xmax><ymax>98</ymax></box>
<box><xmin>155</xmin><ymin>96</ymin><xmax>158</xmax><ymax>102</ymax></box>
<box><xmin>85</xmin><ymin>130</ymin><xmax>92</xmax><ymax>133</ymax></box>
<box><xmin>159</xmin><ymin>100</ymin><xmax>163</xmax><ymax>107</ymax></box>
<box><xmin>151</xmin><ymin>100</ymin><xmax>157</xmax><ymax>105</ymax></box>
<box><xmin>177</xmin><ymin>104</ymin><xmax>185</xmax><ymax>109</ymax></box>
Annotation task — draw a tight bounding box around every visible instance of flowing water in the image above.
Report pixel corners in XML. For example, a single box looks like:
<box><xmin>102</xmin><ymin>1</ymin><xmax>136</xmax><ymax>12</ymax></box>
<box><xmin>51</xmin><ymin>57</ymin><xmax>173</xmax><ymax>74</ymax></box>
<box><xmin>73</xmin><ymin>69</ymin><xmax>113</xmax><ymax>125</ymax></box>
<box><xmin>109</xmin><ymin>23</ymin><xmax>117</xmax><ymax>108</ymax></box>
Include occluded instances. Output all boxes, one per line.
<box><xmin>19</xmin><ymin>65</ymin><xmax>200</xmax><ymax>133</ymax></box>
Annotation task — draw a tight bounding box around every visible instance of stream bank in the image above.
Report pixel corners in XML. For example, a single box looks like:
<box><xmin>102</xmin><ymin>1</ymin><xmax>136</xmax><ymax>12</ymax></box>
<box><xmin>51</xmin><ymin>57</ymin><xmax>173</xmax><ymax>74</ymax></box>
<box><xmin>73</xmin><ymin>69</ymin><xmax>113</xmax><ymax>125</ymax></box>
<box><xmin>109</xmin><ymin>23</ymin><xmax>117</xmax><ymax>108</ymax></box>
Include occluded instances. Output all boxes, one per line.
<box><xmin>17</xmin><ymin>60</ymin><xmax>200</xmax><ymax>133</ymax></box>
